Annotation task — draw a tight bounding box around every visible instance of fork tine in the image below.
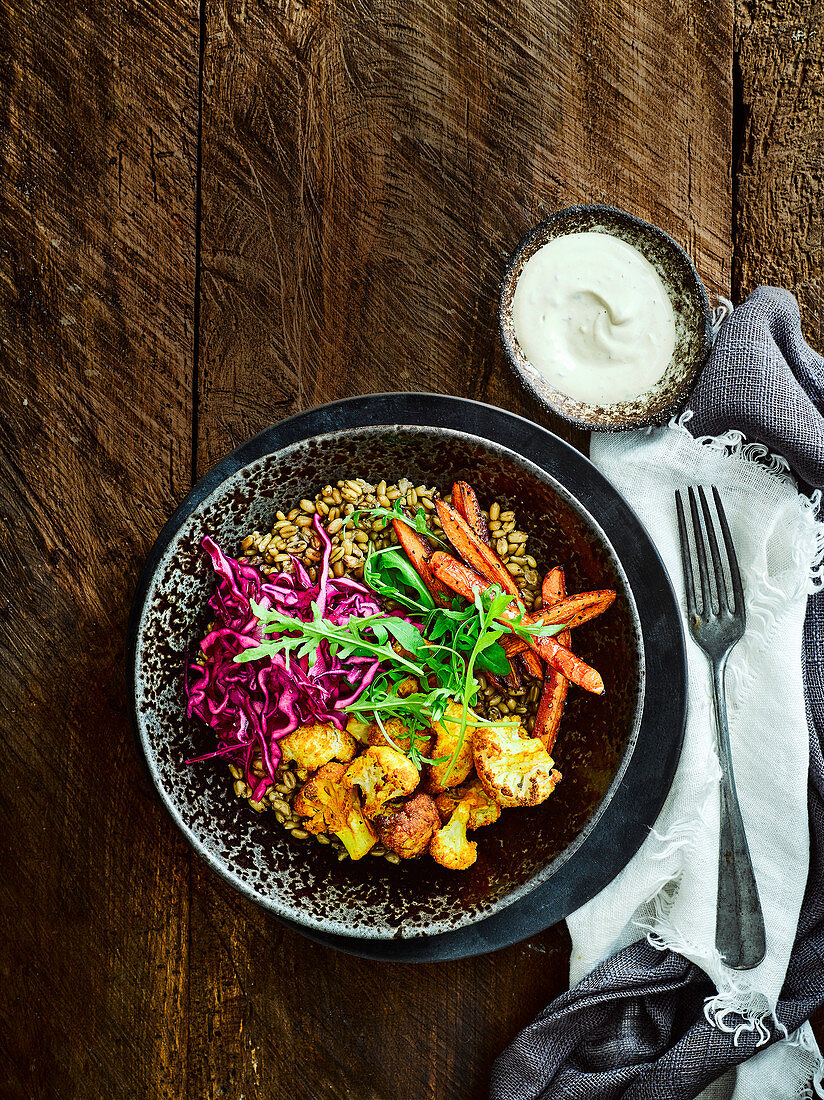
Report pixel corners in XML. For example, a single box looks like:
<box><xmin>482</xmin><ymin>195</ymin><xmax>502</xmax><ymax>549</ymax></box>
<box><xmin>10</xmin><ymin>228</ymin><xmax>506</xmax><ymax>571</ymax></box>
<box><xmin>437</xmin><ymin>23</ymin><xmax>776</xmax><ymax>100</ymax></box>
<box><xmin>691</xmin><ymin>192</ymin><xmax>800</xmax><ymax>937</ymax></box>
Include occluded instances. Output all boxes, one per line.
<box><xmin>712</xmin><ymin>487</ymin><xmax>745</xmax><ymax>617</ymax></box>
<box><xmin>698</xmin><ymin>487</ymin><xmax>730</xmax><ymax>613</ymax></box>
<box><xmin>675</xmin><ymin>490</ymin><xmax>698</xmax><ymax>615</ymax></box>
<box><xmin>687</xmin><ymin>486</ymin><xmax>712</xmax><ymax>614</ymax></box>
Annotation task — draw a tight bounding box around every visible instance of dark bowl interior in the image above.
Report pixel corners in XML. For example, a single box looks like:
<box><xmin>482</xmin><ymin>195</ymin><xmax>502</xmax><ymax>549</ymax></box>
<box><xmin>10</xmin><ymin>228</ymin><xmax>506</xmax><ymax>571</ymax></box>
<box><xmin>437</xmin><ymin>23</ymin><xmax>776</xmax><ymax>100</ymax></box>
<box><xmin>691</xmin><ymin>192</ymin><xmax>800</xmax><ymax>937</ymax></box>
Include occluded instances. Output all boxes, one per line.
<box><xmin>133</xmin><ymin>424</ymin><xmax>643</xmax><ymax>939</ymax></box>
<box><xmin>498</xmin><ymin>204</ymin><xmax>713</xmax><ymax>432</ymax></box>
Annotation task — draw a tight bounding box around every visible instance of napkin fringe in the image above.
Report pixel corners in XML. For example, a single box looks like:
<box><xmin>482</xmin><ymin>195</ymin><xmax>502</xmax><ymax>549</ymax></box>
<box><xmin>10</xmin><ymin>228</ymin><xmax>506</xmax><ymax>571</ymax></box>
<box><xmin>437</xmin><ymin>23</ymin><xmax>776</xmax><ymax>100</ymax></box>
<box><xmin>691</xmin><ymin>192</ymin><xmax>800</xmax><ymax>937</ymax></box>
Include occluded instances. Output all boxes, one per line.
<box><xmin>671</xmin><ymin>412</ymin><xmax>824</xmax><ymax>597</ymax></box>
<box><xmin>640</xmin><ymin>888</ymin><xmax>777</xmax><ymax>1047</ymax></box>
<box><xmin>671</xmin><ymin>411</ymin><xmax>794</xmax><ymax>480</ymax></box>
<box><xmin>786</xmin><ymin>1022</ymin><xmax>824</xmax><ymax>1079</ymax></box>
<box><xmin>635</xmin><ymin>891</ymin><xmax>776</xmax><ymax>1047</ymax></box>
<box><xmin>712</xmin><ymin>296</ymin><xmax>734</xmax><ymax>336</ymax></box>
<box><xmin>703</xmin><ymin>990</ymin><xmax>776</xmax><ymax>1047</ymax></box>
<box><xmin>627</xmin><ymin>745</ymin><xmax>772</xmax><ymax>1043</ymax></box>
<box><xmin>804</xmin><ymin>490</ymin><xmax>824</xmax><ymax>592</ymax></box>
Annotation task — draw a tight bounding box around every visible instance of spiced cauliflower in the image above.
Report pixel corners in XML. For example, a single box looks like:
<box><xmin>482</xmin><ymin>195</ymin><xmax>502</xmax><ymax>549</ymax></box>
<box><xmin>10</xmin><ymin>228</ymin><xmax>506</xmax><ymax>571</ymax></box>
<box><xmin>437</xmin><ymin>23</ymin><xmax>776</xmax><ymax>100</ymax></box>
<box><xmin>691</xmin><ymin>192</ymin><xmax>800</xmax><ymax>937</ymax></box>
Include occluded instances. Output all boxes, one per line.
<box><xmin>293</xmin><ymin>762</ymin><xmax>376</xmax><ymax>859</ymax></box>
<box><xmin>280</xmin><ymin>722</ymin><xmax>357</xmax><ymax>772</ymax></box>
<box><xmin>429</xmin><ymin>802</ymin><xmax>477</xmax><ymax>870</ymax></box>
<box><xmin>473</xmin><ymin>723</ymin><xmax>561</xmax><ymax>808</ymax></box>
<box><xmin>345</xmin><ymin>716</ymin><xmax>372</xmax><ymax>744</ymax></box>
<box><xmin>367</xmin><ymin>716</ymin><xmax>433</xmax><ymax>757</ymax></box>
<box><xmin>424</xmin><ymin>700</ymin><xmax>476</xmax><ymax>793</ymax></box>
<box><xmin>374</xmin><ymin>792</ymin><xmax>441</xmax><ymax>859</ymax></box>
<box><xmin>345</xmin><ymin>745</ymin><xmax>420</xmax><ymax>818</ymax></box>
<box><xmin>434</xmin><ymin>778</ymin><xmax>501</xmax><ymax>829</ymax></box>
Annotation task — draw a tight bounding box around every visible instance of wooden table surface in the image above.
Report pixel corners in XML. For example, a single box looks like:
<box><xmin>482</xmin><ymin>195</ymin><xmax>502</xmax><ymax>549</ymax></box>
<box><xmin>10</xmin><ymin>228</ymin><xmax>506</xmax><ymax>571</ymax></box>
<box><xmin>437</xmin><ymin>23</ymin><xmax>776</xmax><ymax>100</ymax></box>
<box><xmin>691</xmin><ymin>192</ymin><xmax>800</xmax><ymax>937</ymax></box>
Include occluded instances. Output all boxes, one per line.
<box><xmin>2</xmin><ymin>1</ymin><xmax>822</xmax><ymax>1096</ymax></box>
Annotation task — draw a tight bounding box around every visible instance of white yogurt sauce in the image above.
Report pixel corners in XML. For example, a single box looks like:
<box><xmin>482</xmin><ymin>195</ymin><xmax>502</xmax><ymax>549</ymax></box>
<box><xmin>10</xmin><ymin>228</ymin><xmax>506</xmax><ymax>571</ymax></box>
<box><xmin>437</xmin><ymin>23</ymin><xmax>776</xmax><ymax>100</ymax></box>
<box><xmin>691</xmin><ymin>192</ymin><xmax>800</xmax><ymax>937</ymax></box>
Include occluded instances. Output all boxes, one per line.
<box><xmin>511</xmin><ymin>231</ymin><xmax>676</xmax><ymax>404</ymax></box>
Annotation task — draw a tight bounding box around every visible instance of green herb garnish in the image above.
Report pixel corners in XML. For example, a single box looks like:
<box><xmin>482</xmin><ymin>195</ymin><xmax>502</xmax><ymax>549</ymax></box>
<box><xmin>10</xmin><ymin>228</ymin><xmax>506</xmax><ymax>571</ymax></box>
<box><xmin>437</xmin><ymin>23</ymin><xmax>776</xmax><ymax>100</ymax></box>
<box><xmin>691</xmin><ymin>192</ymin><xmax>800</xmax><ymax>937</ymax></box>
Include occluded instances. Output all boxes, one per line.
<box><xmin>350</xmin><ymin>499</ymin><xmax>451</xmax><ymax>551</ymax></box>
<box><xmin>235</xmin><ymin>547</ymin><xmax>565</xmax><ymax>778</ymax></box>
<box><xmin>236</xmin><ymin>602</ymin><xmax>428</xmax><ymax>675</ymax></box>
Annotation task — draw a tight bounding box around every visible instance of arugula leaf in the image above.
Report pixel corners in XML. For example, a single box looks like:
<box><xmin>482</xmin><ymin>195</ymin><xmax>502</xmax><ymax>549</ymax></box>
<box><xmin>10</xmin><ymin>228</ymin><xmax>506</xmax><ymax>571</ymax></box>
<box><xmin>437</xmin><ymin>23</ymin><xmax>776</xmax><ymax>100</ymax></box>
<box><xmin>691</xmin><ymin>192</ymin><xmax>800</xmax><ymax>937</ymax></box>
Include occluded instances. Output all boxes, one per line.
<box><xmin>380</xmin><ymin>616</ymin><xmax>426</xmax><ymax>656</ymax></box>
<box><xmin>363</xmin><ymin>547</ymin><xmax>435</xmax><ymax>612</ymax></box>
<box><xmin>474</xmin><ymin>640</ymin><xmax>511</xmax><ymax>676</ymax></box>
<box><xmin>350</xmin><ymin>501</ymin><xmax>451</xmax><ymax>551</ymax></box>
<box><xmin>236</xmin><ymin>605</ymin><xmax>426</xmax><ymax>676</ymax></box>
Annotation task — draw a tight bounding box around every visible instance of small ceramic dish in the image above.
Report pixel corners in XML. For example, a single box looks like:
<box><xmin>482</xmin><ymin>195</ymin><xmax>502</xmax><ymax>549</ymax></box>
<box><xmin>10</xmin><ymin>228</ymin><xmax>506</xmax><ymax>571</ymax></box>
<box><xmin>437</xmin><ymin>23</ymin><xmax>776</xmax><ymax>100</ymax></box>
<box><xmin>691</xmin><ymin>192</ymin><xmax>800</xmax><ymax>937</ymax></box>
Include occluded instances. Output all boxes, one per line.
<box><xmin>128</xmin><ymin>394</ymin><xmax>686</xmax><ymax>960</ymax></box>
<box><xmin>498</xmin><ymin>204</ymin><xmax>713</xmax><ymax>432</ymax></box>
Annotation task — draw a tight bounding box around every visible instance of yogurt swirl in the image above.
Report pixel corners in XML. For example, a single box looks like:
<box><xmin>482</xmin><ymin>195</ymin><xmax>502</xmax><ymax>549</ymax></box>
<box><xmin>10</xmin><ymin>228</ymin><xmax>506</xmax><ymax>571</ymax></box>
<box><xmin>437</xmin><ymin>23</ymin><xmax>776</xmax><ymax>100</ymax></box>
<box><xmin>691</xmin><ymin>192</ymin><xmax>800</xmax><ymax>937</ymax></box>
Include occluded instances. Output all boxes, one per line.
<box><xmin>511</xmin><ymin>231</ymin><xmax>676</xmax><ymax>405</ymax></box>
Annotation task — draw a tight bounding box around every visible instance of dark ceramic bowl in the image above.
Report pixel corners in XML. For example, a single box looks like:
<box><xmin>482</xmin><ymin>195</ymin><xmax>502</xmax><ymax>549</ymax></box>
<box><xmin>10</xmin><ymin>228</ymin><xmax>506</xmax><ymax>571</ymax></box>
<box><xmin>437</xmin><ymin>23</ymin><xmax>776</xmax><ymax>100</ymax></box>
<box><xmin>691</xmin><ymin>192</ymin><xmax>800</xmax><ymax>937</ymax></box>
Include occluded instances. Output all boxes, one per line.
<box><xmin>499</xmin><ymin>204</ymin><xmax>713</xmax><ymax>432</ymax></box>
<box><xmin>128</xmin><ymin>395</ymin><xmax>686</xmax><ymax>959</ymax></box>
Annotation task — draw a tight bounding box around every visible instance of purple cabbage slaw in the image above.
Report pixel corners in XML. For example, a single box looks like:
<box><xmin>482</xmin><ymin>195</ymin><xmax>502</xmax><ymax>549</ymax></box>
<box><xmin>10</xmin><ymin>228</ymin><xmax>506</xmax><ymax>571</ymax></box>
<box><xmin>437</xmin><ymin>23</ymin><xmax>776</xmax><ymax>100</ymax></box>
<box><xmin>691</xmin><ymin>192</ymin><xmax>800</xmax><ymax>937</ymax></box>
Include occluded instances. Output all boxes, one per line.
<box><xmin>185</xmin><ymin>516</ymin><xmax>383</xmax><ymax>801</ymax></box>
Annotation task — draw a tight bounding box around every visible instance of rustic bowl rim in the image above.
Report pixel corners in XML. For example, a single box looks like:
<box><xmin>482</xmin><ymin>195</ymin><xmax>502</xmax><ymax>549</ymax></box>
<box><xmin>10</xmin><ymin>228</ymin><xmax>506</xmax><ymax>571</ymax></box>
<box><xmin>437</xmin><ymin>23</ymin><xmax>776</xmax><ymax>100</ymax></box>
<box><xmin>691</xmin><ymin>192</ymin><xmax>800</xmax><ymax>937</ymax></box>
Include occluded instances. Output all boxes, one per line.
<box><xmin>127</xmin><ymin>393</ymin><xmax>687</xmax><ymax>959</ymax></box>
<box><xmin>498</xmin><ymin>203</ymin><xmax>714</xmax><ymax>432</ymax></box>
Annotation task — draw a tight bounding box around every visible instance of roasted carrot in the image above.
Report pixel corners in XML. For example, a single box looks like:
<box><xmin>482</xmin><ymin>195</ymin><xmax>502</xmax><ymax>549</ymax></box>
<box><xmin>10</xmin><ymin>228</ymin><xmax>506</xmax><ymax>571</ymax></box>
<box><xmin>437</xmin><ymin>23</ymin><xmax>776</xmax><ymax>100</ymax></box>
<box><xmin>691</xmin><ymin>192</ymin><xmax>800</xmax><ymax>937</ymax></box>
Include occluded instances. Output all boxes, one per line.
<box><xmin>429</xmin><ymin>552</ymin><xmax>605</xmax><ymax>694</ymax></box>
<box><xmin>500</xmin><ymin>636</ymin><xmax>543</xmax><ymax>680</ymax></box>
<box><xmin>543</xmin><ymin>567</ymin><xmax>572</xmax><ymax>650</ymax></box>
<box><xmin>501</xmin><ymin>635</ymin><xmax>523</xmax><ymax>657</ymax></box>
<box><xmin>451</xmin><ymin>482</ymin><xmax>490</xmax><ymax>544</ymax></box>
<box><xmin>504</xmin><ymin>662</ymin><xmax>522</xmax><ymax>692</ymax></box>
<box><xmin>501</xmin><ymin>588</ymin><xmax>616</xmax><ymax>647</ymax></box>
<box><xmin>429</xmin><ymin>552</ymin><xmax>488</xmax><ymax>596</ymax></box>
<box><xmin>542</xmin><ymin>567</ymin><xmax>563</xmax><ymax>608</ymax></box>
<box><xmin>392</xmin><ymin>519</ymin><xmax>453</xmax><ymax>606</ymax></box>
<box><xmin>534</xmin><ymin>567</ymin><xmax>571</xmax><ymax>753</ymax></box>
<box><xmin>502</xmin><ymin>635</ymin><xmax>544</xmax><ymax>678</ymax></box>
<box><xmin>518</xmin><ymin>649</ymin><xmax>545</xmax><ymax>679</ymax></box>
<box><xmin>484</xmin><ymin>671</ymin><xmax>509</xmax><ymax>693</ymax></box>
<box><xmin>435</xmin><ymin>499</ymin><xmax>519</xmax><ymax>596</ymax></box>
<box><xmin>500</xmin><ymin>635</ymin><xmax>528</xmax><ymax>658</ymax></box>
<box><xmin>533</xmin><ymin>636</ymin><xmax>604</xmax><ymax>694</ymax></box>
<box><xmin>525</xmin><ymin>589</ymin><xmax>616</xmax><ymax>631</ymax></box>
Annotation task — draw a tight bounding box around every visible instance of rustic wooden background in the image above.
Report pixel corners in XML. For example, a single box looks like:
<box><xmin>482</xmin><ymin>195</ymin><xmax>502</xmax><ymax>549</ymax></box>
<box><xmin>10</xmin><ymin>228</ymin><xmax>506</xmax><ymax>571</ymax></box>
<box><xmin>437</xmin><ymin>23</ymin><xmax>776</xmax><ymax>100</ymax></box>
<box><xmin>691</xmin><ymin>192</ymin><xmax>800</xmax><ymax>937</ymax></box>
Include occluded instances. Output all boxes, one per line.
<box><xmin>1</xmin><ymin>0</ymin><xmax>822</xmax><ymax>1096</ymax></box>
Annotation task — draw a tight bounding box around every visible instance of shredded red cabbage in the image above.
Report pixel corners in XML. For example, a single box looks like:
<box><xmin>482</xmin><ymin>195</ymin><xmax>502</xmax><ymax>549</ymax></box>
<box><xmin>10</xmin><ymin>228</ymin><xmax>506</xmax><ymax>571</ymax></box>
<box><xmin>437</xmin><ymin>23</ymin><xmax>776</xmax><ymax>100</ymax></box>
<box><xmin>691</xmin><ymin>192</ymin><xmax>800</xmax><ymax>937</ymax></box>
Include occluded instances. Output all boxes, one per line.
<box><xmin>185</xmin><ymin>517</ymin><xmax>383</xmax><ymax>800</ymax></box>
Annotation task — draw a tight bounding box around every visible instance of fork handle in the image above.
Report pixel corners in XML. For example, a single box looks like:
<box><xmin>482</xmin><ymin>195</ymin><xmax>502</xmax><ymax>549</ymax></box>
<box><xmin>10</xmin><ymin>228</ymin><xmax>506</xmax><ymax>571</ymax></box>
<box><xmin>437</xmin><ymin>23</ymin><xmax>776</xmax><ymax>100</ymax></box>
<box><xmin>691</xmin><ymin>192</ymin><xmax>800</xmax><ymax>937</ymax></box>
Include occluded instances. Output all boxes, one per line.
<box><xmin>712</xmin><ymin>658</ymin><xmax>767</xmax><ymax>970</ymax></box>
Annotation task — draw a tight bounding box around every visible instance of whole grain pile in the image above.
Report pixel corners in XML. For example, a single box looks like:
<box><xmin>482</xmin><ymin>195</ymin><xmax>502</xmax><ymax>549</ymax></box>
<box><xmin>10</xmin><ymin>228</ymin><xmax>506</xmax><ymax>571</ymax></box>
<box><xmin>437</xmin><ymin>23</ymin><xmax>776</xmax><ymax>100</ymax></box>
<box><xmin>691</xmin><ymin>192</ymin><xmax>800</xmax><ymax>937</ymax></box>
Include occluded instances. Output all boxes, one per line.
<box><xmin>233</xmin><ymin>476</ymin><xmax>546</xmax><ymax>862</ymax></box>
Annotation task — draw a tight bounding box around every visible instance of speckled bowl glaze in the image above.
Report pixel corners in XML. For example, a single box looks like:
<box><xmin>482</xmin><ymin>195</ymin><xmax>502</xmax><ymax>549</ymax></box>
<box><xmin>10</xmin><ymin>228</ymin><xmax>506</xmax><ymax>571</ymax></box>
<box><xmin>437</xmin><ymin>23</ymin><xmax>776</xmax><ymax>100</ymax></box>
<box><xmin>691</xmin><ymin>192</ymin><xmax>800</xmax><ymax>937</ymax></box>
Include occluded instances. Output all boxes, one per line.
<box><xmin>129</xmin><ymin>395</ymin><xmax>686</xmax><ymax>956</ymax></box>
<box><xmin>499</xmin><ymin>204</ymin><xmax>713</xmax><ymax>432</ymax></box>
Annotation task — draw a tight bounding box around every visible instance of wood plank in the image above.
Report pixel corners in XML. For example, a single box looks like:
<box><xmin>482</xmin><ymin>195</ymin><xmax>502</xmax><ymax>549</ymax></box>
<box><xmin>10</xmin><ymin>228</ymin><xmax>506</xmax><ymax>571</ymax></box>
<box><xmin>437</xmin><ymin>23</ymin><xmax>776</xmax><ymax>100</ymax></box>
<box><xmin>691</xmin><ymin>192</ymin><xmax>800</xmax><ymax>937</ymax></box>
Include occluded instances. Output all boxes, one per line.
<box><xmin>193</xmin><ymin>1</ymin><xmax>733</xmax><ymax>1096</ymax></box>
<box><xmin>0</xmin><ymin>1</ymin><xmax>199</xmax><ymax>1096</ymax></box>
<box><xmin>196</xmin><ymin>0</ymin><xmax>732</xmax><ymax>474</ymax></box>
<box><xmin>186</xmin><ymin>866</ymin><xmax>572</xmax><ymax>1100</ymax></box>
<box><xmin>735</xmin><ymin>1</ymin><xmax>824</xmax><ymax>1046</ymax></box>
<box><xmin>734</xmin><ymin>0</ymin><xmax>824</xmax><ymax>350</ymax></box>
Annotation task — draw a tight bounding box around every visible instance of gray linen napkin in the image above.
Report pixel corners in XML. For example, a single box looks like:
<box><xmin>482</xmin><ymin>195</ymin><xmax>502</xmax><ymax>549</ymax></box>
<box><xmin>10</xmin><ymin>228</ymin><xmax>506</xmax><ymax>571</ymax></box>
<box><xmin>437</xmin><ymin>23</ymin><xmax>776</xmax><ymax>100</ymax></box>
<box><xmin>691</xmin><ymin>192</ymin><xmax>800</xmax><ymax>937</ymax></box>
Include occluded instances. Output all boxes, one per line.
<box><xmin>490</xmin><ymin>287</ymin><xmax>824</xmax><ymax>1100</ymax></box>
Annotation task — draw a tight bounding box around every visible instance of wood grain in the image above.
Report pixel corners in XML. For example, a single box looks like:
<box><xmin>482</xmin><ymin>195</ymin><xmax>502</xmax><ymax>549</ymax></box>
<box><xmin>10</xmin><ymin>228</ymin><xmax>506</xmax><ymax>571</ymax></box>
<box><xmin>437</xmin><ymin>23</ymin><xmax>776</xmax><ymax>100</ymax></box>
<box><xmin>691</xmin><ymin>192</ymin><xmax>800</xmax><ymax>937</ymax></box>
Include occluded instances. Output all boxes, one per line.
<box><xmin>10</xmin><ymin>0</ymin><xmax>824</xmax><ymax>1095</ymax></box>
<box><xmin>734</xmin><ymin>0</ymin><xmax>824</xmax><ymax>350</ymax></box>
<box><xmin>189</xmin><ymin>1</ymin><xmax>734</xmax><ymax>1097</ymax></box>
<box><xmin>0</xmin><ymin>0</ymin><xmax>199</xmax><ymax>1096</ymax></box>
<box><xmin>196</xmin><ymin>0</ymin><xmax>732</xmax><ymax>473</ymax></box>
<box><xmin>735</xmin><ymin>0</ymin><xmax>824</xmax><ymax>1042</ymax></box>
<box><xmin>185</xmin><ymin>864</ymin><xmax>572</xmax><ymax>1100</ymax></box>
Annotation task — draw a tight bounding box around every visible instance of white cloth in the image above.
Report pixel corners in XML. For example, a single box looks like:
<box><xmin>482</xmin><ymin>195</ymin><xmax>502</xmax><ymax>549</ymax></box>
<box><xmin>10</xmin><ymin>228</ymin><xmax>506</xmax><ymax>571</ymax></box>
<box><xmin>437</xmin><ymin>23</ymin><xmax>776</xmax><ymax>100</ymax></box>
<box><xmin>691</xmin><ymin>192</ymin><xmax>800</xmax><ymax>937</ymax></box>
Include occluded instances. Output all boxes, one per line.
<box><xmin>567</xmin><ymin>421</ymin><xmax>824</xmax><ymax>1098</ymax></box>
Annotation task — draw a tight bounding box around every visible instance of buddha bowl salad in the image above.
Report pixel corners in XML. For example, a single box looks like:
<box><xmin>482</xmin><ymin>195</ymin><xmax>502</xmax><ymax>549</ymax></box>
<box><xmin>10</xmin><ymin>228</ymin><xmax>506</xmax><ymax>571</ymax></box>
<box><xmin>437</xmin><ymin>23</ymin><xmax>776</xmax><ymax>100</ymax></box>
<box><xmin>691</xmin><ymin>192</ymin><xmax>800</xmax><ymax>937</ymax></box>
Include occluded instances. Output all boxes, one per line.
<box><xmin>185</xmin><ymin>477</ymin><xmax>616</xmax><ymax>870</ymax></box>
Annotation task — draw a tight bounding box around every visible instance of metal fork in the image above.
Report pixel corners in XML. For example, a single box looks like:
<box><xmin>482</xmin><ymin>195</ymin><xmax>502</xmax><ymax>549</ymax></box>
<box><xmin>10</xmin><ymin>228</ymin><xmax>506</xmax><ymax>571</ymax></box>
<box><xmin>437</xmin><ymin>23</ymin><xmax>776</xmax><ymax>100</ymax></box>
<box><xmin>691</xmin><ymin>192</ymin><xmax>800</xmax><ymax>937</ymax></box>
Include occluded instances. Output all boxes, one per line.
<box><xmin>675</xmin><ymin>486</ymin><xmax>766</xmax><ymax>970</ymax></box>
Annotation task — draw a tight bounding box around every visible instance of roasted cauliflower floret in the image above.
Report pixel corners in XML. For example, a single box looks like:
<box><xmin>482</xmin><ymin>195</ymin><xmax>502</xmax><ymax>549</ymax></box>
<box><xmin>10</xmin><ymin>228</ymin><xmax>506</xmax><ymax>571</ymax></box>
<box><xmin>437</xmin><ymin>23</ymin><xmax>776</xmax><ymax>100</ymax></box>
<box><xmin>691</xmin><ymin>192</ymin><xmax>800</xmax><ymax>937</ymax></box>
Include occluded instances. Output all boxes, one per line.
<box><xmin>367</xmin><ymin>716</ymin><xmax>433</xmax><ymax>757</ymax></box>
<box><xmin>434</xmin><ymin>778</ymin><xmax>501</xmax><ymax>829</ymax></box>
<box><xmin>293</xmin><ymin>762</ymin><xmax>376</xmax><ymax>859</ymax></box>
<box><xmin>345</xmin><ymin>746</ymin><xmax>419</xmax><ymax>819</ymax></box>
<box><xmin>374</xmin><ymin>793</ymin><xmax>441</xmax><ymax>859</ymax></box>
<box><xmin>345</xmin><ymin>716</ymin><xmax>372</xmax><ymax>744</ymax></box>
<box><xmin>394</xmin><ymin>676</ymin><xmax>420</xmax><ymax>698</ymax></box>
<box><xmin>473</xmin><ymin>723</ymin><xmax>562</xmax><ymax>808</ymax></box>
<box><xmin>424</xmin><ymin>700</ymin><xmax>476</xmax><ymax>793</ymax></box>
<box><xmin>280</xmin><ymin>722</ymin><xmax>356</xmax><ymax>772</ymax></box>
<box><xmin>429</xmin><ymin>802</ymin><xmax>477</xmax><ymax>870</ymax></box>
